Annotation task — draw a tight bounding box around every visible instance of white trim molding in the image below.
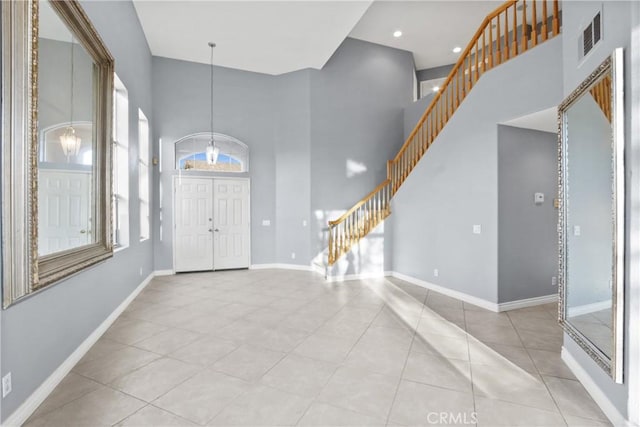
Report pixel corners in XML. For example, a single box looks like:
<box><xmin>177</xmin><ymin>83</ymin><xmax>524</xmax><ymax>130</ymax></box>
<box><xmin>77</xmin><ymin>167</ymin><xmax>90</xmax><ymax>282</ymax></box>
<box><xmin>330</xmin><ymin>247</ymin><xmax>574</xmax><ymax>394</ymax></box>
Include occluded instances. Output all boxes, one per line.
<box><xmin>2</xmin><ymin>271</ymin><xmax>160</xmax><ymax>427</ymax></box>
<box><xmin>390</xmin><ymin>271</ymin><xmax>498</xmax><ymax>311</ymax></box>
<box><xmin>566</xmin><ymin>300</ymin><xmax>611</xmax><ymax>318</ymax></box>
<box><xmin>497</xmin><ymin>294</ymin><xmax>557</xmax><ymax>312</ymax></box>
<box><xmin>389</xmin><ymin>271</ymin><xmax>556</xmax><ymax>313</ymax></box>
<box><xmin>325</xmin><ymin>270</ymin><xmax>392</xmax><ymax>283</ymax></box>
<box><xmin>250</xmin><ymin>263</ymin><xmax>315</xmax><ymax>272</ymax></box>
<box><xmin>153</xmin><ymin>269</ymin><xmax>174</xmax><ymax>276</ymax></box>
<box><xmin>561</xmin><ymin>347</ymin><xmax>630</xmax><ymax>427</ymax></box>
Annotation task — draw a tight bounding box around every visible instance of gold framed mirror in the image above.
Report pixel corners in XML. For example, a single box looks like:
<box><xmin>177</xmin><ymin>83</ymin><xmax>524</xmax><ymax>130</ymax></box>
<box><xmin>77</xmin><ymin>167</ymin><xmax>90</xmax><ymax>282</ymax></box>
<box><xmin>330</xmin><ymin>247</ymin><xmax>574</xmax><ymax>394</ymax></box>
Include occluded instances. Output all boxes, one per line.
<box><xmin>558</xmin><ymin>48</ymin><xmax>625</xmax><ymax>383</ymax></box>
<box><xmin>2</xmin><ymin>0</ymin><xmax>114</xmax><ymax>307</ymax></box>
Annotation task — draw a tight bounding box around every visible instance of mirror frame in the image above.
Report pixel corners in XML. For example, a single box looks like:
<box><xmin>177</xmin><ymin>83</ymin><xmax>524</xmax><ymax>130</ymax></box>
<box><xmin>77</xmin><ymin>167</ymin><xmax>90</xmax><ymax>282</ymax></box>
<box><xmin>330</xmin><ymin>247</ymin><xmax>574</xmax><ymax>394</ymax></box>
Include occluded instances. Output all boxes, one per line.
<box><xmin>1</xmin><ymin>0</ymin><xmax>114</xmax><ymax>307</ymax></box>
<box><xmin>558</xmin><ymin>48</ymin><xmax>625</xmax><ymax>383</ymax></box>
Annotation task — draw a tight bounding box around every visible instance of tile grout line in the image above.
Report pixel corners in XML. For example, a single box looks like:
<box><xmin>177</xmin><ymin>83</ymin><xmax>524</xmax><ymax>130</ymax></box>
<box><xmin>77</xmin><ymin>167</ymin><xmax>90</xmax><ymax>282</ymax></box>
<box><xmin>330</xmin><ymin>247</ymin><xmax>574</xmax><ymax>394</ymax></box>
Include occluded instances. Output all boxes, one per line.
<box><xmin>383</xmin><ymin>288</ymin><xmax>430</xmax><ymax>426</ymax></box>
<box><xmin>506</xmin><ymin>309</ymin><xmax>570</xmax><ymax>425</ymax></box>
<box><xmin>462</xmin><ymin>302</ymin><xmax>479</xmax><ymax>427</ymax></box>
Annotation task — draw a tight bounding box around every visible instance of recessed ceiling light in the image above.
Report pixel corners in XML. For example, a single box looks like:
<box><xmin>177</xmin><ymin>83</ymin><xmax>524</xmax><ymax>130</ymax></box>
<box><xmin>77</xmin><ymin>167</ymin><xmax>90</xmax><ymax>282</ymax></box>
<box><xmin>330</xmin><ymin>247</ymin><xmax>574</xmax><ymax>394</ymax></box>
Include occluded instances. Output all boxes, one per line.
<box><xmin>393</xmin><ymin>30</ymin><xmax>402</xmax><ymax>38</ymax></box>
<box><xmin>433</xmin><ymin>86</ymin><xmax>440</xmax><ymax>92</ymax></box>
<box><xmin>452</xmin><ymin>46</ymin><xmax>462</xmax><ymax>53</ymax></box>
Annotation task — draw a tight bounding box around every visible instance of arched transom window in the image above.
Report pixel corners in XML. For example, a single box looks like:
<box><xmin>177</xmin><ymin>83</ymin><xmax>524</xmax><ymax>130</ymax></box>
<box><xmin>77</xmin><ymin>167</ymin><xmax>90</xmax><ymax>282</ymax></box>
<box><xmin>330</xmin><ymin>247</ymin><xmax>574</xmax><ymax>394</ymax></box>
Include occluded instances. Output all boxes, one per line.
<box><xmin>175</xmin><ymin>132</ymin><xmax>249</xmax><ymax>173</ymax></box>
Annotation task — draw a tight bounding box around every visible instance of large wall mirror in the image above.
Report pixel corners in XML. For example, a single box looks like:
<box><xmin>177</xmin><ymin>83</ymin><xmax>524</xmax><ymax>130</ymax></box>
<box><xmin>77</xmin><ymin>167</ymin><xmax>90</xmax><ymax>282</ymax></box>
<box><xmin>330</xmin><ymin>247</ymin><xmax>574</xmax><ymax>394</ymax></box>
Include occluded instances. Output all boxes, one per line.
<box><xmin>2</xmin><ymin>0</ymin><xmax>114</xmax><ymax>307</ymax></box>
<box><xmin>558</xmin><ymin>48</ymin><xmax>624</xmax><ymax>382</ymax></box>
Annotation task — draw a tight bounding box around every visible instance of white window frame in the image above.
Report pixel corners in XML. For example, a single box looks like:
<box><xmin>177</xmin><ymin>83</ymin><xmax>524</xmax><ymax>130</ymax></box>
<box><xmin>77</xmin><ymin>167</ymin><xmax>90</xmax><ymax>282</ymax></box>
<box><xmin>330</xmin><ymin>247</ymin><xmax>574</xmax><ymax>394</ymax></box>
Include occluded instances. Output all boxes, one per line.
<box><xmin>112</xmin><ymin>74</ymin><xmax>129</xmax><ymax>249</ymax></box>
<box><xmin>138</xmin><ymin>109</ymin><xmax>150</xmax><ymax>241</ymax></box>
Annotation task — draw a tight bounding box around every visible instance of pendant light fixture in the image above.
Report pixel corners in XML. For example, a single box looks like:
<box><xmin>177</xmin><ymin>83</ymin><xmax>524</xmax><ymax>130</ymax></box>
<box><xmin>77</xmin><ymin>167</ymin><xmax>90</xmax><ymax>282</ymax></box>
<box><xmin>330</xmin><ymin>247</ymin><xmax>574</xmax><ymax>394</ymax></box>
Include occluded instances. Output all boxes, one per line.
<box><xmin>60</xmin><ymin>35</ymin><xmax>82</xmax><ymax>159</ymax></box>
<box><xmin>206</xmin><ymin>42</ymin><xmax>220</xmax><ymax>165</ymax></box>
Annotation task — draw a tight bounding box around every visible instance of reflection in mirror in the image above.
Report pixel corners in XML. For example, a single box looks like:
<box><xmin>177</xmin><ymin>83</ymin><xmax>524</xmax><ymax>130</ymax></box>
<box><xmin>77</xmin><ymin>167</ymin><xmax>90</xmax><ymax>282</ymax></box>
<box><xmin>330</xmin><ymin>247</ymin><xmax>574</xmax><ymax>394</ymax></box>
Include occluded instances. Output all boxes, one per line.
<box><xmin>559</xmin><ymin>48</ymin><xmax>624</xmax><ymax>383</ymax></box>
<box><xmin>37</xmin><ymin>0</ymin><xmax>97</xmax><ymax>257</ymax></box>
<box><xmin>565</xmin><ymin>70</ymin><xmax>614</xmax><ymax>358</ymax></box>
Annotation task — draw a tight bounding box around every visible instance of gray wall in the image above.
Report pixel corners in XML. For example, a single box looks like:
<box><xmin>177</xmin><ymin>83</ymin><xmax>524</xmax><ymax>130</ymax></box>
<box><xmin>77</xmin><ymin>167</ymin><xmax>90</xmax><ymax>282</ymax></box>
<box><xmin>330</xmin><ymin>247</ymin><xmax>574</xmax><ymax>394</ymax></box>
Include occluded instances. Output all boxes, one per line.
<box><xmin>309</xmin><ymin>38</ymin><xmax>414</xmax><ymax>271</ymax></box>
<box><xmin>416</xmin><ymin>64</ymin><xmax>453</xmax><ymax>99</ymax></box>
<box><xmin>565</xmin><ymin>95</ymin><xmax>614</xmax><ymax>308</ymax></box>
<box><xmin>392</xmin><ymin>36</ymin><xmax>563</xmax><ymax>303</ymax></box>
<box><xmin>497</xmin><ymin>125</ymin><xmax>558</xmax><ymax>303</ymax></box>
<box><xmin>403</xmin><ymin>94</ymin><xmax>434</xmax><ymax>140</ymax></box>
<box><xmin>152</xmin><ymin>57</ymin><xmax>278</xmax><ymax>269</ymax></box>
<box><xmin>275</xmin><ymin>70</ymin><xmax>312</xmax><ymax>265</ymax></box>
<box><xmin>560</xmin><ymin>0</ymin><xmax>632</xmax><ymax>417</ymax></box>
<box><xmin>1</xmin><ymin>0</ymin><xmax>154</xmax><ymax>421</ymax></box>
<box><xmin>153</xmin><ymin>37</ymin><xmax>414</xmax><ymax>271</ymax></box>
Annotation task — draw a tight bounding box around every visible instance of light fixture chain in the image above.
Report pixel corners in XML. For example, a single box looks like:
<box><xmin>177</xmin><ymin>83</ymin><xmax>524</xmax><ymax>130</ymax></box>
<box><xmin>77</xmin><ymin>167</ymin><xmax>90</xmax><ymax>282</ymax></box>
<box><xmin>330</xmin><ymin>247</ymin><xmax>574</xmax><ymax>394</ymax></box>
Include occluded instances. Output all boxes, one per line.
<box><xmin>70</xmin><ymin>35</ymin><xmax>75</xmax><ymax>126</ymax></box>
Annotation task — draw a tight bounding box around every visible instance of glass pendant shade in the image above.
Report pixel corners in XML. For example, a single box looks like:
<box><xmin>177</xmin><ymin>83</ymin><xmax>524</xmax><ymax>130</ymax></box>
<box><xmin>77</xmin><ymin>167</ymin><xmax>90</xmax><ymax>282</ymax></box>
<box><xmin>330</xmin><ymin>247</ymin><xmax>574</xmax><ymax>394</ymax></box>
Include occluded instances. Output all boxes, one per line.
<box><xmin>59</xmin><ymin>126</ymin><xmax>82</xmax><ymax>157</ymax></box>
<box><xmin>206</xmin><ymin>141</ymin><xmax>219</xmax><ymax>165</ymax></box>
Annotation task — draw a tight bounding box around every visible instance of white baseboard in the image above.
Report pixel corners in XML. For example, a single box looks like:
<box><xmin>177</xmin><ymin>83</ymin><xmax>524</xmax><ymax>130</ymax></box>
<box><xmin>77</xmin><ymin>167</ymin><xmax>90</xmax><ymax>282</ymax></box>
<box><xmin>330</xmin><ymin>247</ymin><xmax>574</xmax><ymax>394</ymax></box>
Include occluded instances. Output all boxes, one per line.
<box><xmin>2</xmin><ymin>271</ymin><xmax>158</xmax><ymax>427</ymax></box>
<box><xmin>388</xmin><ymin>271</ymin><xmax>557</xmax><ymax>313</ymax></box>
<box><xmin>498</xmin><ymin>294</ymin><xmax>557</xmax><ymax>312</ymax></box>
<box><xmin>561</xmin><ymin>347</ymin><xmax>630</xmax><ymax>427</ymax></box>
<box><xmin>153</xmin><ymin>269</ymin><xmax>174</xmax><ymax>276</ymax></box>
<box><xmin>390</xmin><ymin>271</ymin><xmax>498</xmax><ymax>312</ymax></box>
<box><xmin>325</xmin><ymin>270</ymin><xmax>392</xmax><ymax>283</ymax></box>
<box><xmin>250</xmin><ymin>263</ymin><xmax>315</xmax><ymax>272</ymax></box>
<box><xmin>567</xmin><ymin>300</ymin><xmax>611</xmax><ymax>318</ymax></box>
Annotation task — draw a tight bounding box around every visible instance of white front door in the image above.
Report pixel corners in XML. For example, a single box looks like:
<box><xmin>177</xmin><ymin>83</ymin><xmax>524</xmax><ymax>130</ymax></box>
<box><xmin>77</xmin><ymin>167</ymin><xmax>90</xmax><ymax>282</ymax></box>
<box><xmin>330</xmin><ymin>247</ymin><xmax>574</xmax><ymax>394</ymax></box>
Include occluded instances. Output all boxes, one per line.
<box><xmin>38</xmin><ymin>169</ymin><xmax>91</xmax><ymax>256</ymax></box>
<box><xmin>213</xmin><ymin>178</ymin><xmax>250</xmax><ymax>270</ymax></box>
<box><xmin>174</xmin><ymin>177</ymin><xmax>250</xmax><ymax>272</ymax></box>
<box><xmin>174</xmin><ymin>178</ymin><xmax>214</xmax><ymax>272</ymax></box>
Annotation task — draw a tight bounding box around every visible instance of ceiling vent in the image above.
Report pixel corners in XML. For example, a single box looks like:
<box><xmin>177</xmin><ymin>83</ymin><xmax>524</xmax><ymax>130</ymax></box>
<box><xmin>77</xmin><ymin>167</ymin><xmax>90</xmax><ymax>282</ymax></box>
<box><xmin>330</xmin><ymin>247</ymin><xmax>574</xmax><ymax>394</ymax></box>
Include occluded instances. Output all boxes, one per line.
<box><xmin>581</xmin><ymin>12</ymin><xmax>602</xmax><ymax>59</ymax></box>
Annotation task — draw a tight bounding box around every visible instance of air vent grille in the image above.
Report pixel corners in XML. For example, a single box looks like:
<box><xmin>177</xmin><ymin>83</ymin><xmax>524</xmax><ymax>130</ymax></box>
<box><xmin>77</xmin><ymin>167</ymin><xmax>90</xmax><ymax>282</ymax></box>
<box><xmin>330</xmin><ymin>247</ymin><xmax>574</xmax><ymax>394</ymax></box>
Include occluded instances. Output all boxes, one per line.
<box><xmin>581</xmin><ymin>12</ymin><xmax>602</xmax><ymax>58</ymax></box>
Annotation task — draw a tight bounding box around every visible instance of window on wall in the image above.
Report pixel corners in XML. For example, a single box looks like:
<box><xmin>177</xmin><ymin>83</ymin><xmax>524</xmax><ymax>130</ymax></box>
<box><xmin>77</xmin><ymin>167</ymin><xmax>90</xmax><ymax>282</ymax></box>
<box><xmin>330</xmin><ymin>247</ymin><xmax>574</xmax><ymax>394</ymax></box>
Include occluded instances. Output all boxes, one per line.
<box><xmin>138</xmin><ymin>109</ymin><xmax>150</xmax><ymax>241</ymax></box>
<box><xmin>175</xmin><ymin>133</ymin><xmax>249</xmax><ymax>172</ymax></box>
<box><xmin>112</xmin><ymin>74</ymin><xmax>129</xmax><ymax>248</ymax></box>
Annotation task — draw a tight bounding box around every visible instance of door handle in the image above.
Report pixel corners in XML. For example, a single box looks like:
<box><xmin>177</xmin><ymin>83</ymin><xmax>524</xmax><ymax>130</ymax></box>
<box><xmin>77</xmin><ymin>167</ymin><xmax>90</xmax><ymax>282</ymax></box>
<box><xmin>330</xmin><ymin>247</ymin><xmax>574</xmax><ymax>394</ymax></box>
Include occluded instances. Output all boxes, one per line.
<box><xmin>80</xmin><ymin>229</ymin><xmax>87</xmax><ymax>234</ymax></box>
<box><xmin>214</xmin><ymin>228</ymin><xmax>219</xmax><ymax>232</ymax></box>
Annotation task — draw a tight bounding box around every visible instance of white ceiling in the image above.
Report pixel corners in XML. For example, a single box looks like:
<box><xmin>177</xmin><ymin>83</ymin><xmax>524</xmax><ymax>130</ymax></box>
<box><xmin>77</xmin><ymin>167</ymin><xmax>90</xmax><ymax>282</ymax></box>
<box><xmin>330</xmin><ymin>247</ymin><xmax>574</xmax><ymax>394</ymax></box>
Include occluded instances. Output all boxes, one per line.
<box><xmin>133</xmin><ymin>1</ymin><xmax>510</xmax><ymax>75</ymax></box>
<box><xmin>502</xmin><ymin>107</ymin><xmax>558</xmax><ymax>134</ymax></box>
<box><xmin>133</xmin><ymin>1</ymin><xmax>372</xmax><ymax>75</ymax></box>
<box><xmin>349</xmin><ymin>1</ymin><xmax>500</xmax><ymax>70</ymax></box>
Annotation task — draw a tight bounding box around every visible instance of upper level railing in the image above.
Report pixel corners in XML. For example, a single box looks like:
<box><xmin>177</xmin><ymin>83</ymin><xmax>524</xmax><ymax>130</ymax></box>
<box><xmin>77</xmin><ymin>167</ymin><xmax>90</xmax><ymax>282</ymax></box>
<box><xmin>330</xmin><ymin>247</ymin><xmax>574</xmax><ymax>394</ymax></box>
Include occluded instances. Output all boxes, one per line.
<box><xmin>328</xmin><ymin>0</ymin><xmax>561</xmax><ymax>266</ymax></box>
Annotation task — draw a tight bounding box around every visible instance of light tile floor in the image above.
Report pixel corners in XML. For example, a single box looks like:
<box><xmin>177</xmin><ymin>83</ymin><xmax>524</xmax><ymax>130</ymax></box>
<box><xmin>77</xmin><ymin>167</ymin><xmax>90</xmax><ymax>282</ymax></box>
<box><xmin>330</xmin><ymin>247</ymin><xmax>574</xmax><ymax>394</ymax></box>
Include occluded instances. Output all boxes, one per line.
<box><xmin>25</xmin><ymin>270</ymin><xmax>611</xmax><ymax>426</ymax></box>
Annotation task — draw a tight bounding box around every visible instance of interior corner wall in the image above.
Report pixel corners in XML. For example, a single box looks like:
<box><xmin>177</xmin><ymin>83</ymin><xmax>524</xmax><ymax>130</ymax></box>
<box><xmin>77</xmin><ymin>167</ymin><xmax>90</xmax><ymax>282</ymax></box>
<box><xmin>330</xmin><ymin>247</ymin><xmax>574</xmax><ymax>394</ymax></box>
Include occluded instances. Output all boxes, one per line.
<box><xmin>152</xmin><ymin>37</ymin><xmax>413</xmax><ymax>272</ymax></box>
<box><xmin>275</xmin><ymin>70</ymin><xmax>312</xmax><ymax>265</ymax></box>
<box><xmin>0</xmin><ymin>1</ymin><xmax>154</xmax><ymax>421</ymax></box>
<box><xmin>560</xmin><ymin>0</ymin><xmax>632</xmax><ymax>418</ymax></box>
<box><xmin>309</xmin><ymin>38</ymin><xmax>414</xmax><ymax>270</ymax></box>
<box><xmin>392</xmin><ymin>36</ymin><xmax>563</xmax><ymax>303</ymax></box>
<box><xmin>152</xmin><ymin>57</ymin><xmax>279</xmax><ymax>269</ymax></box>
<box><xmin>497</xmin><ymin>125</ymin><xmax>558</xmax><ymax>303</ymax></box>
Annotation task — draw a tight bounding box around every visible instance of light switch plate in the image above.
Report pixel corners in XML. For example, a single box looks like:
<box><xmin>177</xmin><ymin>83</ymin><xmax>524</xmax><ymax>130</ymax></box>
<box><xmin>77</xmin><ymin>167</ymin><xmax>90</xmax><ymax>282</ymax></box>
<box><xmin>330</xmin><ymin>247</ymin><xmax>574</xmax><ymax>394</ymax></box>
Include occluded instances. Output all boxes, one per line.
<box><xmin>534</xmin><ymin>192</ymin><xmax>544</xmax><ymax>204</ymax></box>
<box><xmin>262</xmin><ymin>220</ymin><xmax>271</xmax><ymax>226</ymax></box>
<box><xmin>574</xmin><ymin>225</ymin><xmax>581</xmax><ymax>236</ymax></box>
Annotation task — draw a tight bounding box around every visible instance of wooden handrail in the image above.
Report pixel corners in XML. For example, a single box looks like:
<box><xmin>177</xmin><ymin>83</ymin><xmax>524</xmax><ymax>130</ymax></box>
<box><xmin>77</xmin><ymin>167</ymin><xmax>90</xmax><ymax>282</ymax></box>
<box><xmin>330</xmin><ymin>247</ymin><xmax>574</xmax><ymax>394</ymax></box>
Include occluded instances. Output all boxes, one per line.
<box><xmin>396</xmin><ymin>1</ymin><xmax>517</xmax><ymax>161</ymax></box>
<box><xmin>329</xmin><ymin>179</ymin><xmax>390</xmax><ymax>226</ymax></box>
<box><xmin>327</xmin><ymin>0</ymin><xmax>561</xmax><ymax>266</ymax></box>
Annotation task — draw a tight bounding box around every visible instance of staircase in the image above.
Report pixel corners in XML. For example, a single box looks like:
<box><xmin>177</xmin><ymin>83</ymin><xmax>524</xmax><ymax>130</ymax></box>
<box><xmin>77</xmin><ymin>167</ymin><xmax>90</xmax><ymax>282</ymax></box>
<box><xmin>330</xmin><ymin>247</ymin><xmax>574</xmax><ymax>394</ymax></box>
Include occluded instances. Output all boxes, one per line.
<box><xmin>328</xmin><ymin>0</ymin><xmax>561</xmax><ymax>266</ymax></box>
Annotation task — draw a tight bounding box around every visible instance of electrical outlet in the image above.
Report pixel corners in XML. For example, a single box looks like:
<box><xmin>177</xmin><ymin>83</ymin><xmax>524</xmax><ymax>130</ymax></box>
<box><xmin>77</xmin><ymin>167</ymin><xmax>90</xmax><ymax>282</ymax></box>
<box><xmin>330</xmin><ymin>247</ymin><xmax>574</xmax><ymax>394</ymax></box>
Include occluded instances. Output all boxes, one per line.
<box><xmin>473</xmin><ymin>224</ymin><xmax>482</xmax><ymax>234</ymax></box>
<box><xmin>262</xmin><ymin>219</ymin><xmax>271</xmax><ymax>226</ymax></box>
<box><xmin>2</xmin><ymin>373</ymin><xmax>12</xmax><ymax>398</ymax></box>
<box><xmin>433</xmin><ymin>269</ymin><xmax>439</xmax><ymax>277</ymax></box>
<box><xmin>574</xmin><ymin>225</ymin><xmax>581</xmax><ymax>236</ymax></box>
<box><xmin>139</xmin><ymin>267</ymin><xmax>143</xmax><ymax>277</ymax></box>
<box><xmin>552</xmin><ymin>276</ymin><xmax>558</xmax><ymax>287</ymax></box>
<box><xmin>302</xmin><ymin>220</ymin><xmax>307</xmax><ymax>227</ymax></box>
<box><xmin>291</xmin><ymin>252</ymin><xmax>296</xmax><ymax>260</ymax></box>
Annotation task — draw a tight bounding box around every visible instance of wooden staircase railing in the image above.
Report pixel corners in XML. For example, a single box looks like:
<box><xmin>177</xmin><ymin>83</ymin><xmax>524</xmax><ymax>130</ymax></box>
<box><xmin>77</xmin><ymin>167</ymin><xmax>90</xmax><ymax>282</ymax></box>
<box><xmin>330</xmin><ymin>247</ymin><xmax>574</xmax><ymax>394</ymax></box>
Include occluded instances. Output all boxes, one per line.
<box><xmin>328</xmin><ymin>0</ymin><xmax>561</xmax><ymax>266</ymax></box>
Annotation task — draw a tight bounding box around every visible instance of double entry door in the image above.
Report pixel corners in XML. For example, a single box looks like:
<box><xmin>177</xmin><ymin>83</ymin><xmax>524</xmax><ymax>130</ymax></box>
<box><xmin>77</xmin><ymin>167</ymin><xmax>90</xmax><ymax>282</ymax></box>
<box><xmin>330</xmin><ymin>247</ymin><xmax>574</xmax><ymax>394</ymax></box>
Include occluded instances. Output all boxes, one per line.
<box><xmin>174</xmin><ymin>177</ymin><xmax>250</xmax><ymax>272</ymax></box>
